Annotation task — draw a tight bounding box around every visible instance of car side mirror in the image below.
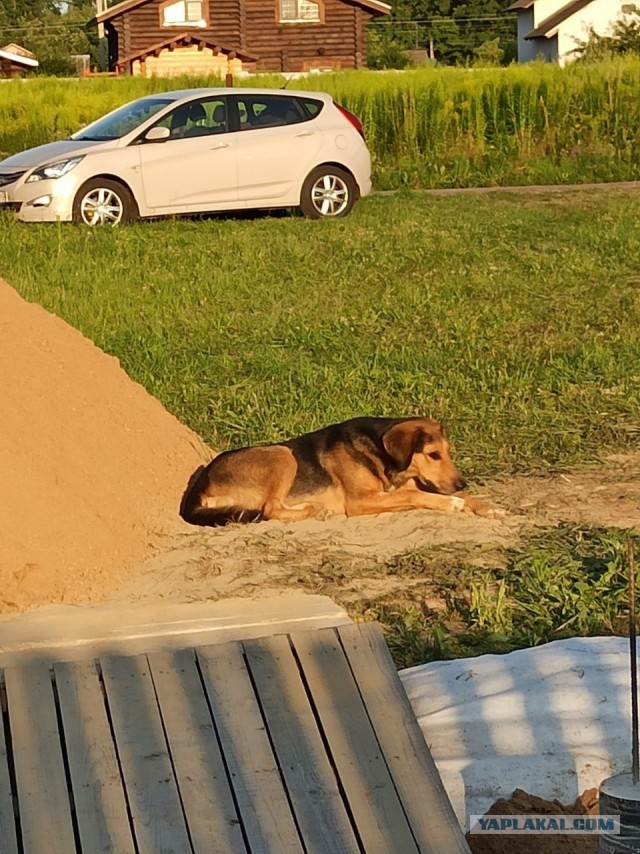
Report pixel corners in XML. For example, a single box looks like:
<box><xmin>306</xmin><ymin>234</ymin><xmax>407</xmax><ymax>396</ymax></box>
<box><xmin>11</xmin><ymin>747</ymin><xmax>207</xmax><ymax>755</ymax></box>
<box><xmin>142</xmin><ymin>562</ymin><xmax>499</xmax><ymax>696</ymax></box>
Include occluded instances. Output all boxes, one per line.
<box><xmin>144</xmin><ymin>126</ymin><xmax>171</xmax><ymax>143</ymax></box>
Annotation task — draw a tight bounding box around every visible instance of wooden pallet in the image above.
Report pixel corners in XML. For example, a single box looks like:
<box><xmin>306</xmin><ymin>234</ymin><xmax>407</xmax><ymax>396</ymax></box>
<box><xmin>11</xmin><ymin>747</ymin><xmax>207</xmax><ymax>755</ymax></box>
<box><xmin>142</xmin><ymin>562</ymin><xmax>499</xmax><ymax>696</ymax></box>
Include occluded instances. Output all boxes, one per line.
<box><xmin>0</xmin><ymin>622</ymin><xmax>469</xmax><ymax>853</ymax></box>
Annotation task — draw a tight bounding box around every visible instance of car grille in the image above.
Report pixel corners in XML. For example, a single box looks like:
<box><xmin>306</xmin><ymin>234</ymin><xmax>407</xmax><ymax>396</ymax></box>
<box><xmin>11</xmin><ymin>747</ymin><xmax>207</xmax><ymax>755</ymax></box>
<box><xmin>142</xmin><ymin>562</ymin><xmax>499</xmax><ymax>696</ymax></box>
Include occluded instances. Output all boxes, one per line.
<box><xmin>0</xmin><ymin>170</ymin><xmax>26</xmax><ymax>187</ymax></box>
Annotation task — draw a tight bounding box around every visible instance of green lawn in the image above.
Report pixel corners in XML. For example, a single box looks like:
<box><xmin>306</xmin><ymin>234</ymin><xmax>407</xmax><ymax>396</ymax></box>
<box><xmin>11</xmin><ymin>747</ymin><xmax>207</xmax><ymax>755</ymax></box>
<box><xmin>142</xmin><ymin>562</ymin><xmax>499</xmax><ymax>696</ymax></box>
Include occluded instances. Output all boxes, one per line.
<box><xmin>2</xmin><ymin>189</ymin><xmax>639</xmax><ymax>480</ymax></box>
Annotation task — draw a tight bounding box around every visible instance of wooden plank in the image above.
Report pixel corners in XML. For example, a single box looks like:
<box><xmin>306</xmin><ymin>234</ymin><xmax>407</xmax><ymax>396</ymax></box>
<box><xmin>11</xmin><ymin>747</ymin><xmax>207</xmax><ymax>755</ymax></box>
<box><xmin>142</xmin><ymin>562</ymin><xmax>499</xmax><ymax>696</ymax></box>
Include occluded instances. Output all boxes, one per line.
<box><xmin>0</xmin><ymin>678</ymin><xmax>19</xmax><ymax>853</ymax></box>
<box><xmin>3</xmin><ymin>663</ymin><xmax>76</xmax><ymax>854</ymax></box>
<box><xmin>243</xmin><ymin>635</ymin><xmax>360</xmax><ymax>854</ymax></box>
<box><xmin>291</xmin><ymin>628</ymin><xmax>419</xmax><ymax>854</ymax></box>
<box><xmin>147</xmin><ymin>649</ymin><xmax>246</xmax><ymax>854</ymax></box>
<box><xmin>100</xmin><ymin>654</ymin><xmax>192</xmax><ymax>853</ymax></box>
<box><xmin>54</xmin><ymin>660</ymin><xmax>136</xmax><ymax>854</ymax></box>
<box><xmin>197</xmin><ymin>642</ymin><xmax>304</xmax><ymax>854</ymax></box>
<box><xmin>337</xmin><ymin>623</ymin><xmax>471</xmax><ymax>854</ymax></box>
<box><xmin>0</xmin><ymin>594</ymin><xmax>350</xmax><ymax>667</ymax></box>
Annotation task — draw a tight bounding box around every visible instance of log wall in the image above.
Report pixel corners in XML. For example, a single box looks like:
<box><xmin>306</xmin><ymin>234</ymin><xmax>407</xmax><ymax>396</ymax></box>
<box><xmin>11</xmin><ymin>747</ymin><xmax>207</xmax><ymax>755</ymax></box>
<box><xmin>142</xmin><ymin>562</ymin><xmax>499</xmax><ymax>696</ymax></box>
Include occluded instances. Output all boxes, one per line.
<box><xmin>133</xmin><ymin>45</ymin><xmax>244</xmax><ymax>75</ymax></box>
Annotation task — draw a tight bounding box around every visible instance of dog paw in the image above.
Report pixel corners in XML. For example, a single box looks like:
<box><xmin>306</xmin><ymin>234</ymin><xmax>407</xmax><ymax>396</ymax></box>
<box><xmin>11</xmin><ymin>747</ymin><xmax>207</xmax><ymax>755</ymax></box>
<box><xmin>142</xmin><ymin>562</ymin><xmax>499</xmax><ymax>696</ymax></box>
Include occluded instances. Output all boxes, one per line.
<box><xmin>483</xmin><ymin>505</ymin><xmax>508</xmax><ymax>519</ymax></box>
<box><xmin>464</xmin><ymin>497</ymin><xmax>507</xmax><ymax>518</ymax></box>
<box><xmin>314</xmin><ymin>507</ymin><xmax>337</xmax><ymax>521</ymax></box>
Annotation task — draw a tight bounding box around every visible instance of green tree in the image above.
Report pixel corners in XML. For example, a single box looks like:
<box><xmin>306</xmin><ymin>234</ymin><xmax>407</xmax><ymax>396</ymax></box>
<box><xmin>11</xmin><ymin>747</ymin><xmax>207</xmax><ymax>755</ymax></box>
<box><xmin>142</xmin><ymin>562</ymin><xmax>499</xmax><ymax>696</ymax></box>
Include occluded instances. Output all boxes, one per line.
<box><xmin>473</xmin><ymin>36</ymin><xmax>504</xmax><ymax>66</ymax></box>
<box><xmin>369</xmin><ymin>0</ymin><xmax>516</xmax><ymax>67</ymax></box>
<box><xmin>367</xmin><ymin>26</ymin><xmax>413</xmax><ymax>69</ymax></box>
<box><xmin>0</xmin><ymin>0</ymin><xmax>100</xmax><ymax>75</ymax></box>
<box><xmin>0</xmin><ymin>0</ymin><xmax>60</xmax><ymax>24</ymax></box>
<box><xmin>574</xmin><ymin>4</ymin><xmax>640</xmax><ymax>61</ymax></box>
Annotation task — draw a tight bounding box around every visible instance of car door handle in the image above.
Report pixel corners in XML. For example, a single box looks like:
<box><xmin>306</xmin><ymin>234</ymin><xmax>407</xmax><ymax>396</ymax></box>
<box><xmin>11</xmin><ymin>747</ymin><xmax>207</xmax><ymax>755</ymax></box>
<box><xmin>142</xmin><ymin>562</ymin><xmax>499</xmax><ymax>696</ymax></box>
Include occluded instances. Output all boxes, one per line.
<box><xmin>210</xmin><ymin>142</ymin><xmax>229</xmax><ymax>150</ymax></box>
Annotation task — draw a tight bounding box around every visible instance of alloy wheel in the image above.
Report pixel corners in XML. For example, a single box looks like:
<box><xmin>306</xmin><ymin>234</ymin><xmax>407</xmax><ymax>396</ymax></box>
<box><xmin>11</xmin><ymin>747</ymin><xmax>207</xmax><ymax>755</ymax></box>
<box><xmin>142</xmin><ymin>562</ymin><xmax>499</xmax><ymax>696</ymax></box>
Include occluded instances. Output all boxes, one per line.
<box><xmin>310</xmin><ymin>174</ymin><xmax>350</xmax><ymax>217</ymax></box>
<box><xmin>80</xmin><ymin>187</ymin><xmax>125</xmax><ymax>226</ymax></box>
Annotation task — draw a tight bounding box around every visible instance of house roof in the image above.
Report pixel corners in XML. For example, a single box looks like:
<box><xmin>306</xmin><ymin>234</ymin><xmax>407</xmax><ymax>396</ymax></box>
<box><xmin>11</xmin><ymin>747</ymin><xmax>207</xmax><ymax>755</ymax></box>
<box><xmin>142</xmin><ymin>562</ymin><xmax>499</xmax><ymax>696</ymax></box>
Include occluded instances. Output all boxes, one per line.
<box><xmin>0</xmin><ymin>45</ymin><xmax>38</xmax><ymax>67</ymax></box>
<box><xmin>352</xmin><ymin>0</ymin><xmax>391</xmax><ymax>13</ymax></box>
<box><xmin>116</xmin><ymin>32</ymin><xmax>257</xmax><ymax>66</ymax></box>
<box><xmin>96</xmin><ymin>0</ymin><xmax>390</xmax><ymax>23</ymax></box>
<box><xmin>523</xmin><ymin>0</ymin><xmax>595</xmax><ymax>39</ymax></box>
<box><xmin>2</xmin><ymin>42</ymin><xmax>36</xmax><ymax>58</ymax></box>
<box><xmin>506</xmin><ymin>0</ymin><xmax>534</xmax><ymax>10</ymax></box>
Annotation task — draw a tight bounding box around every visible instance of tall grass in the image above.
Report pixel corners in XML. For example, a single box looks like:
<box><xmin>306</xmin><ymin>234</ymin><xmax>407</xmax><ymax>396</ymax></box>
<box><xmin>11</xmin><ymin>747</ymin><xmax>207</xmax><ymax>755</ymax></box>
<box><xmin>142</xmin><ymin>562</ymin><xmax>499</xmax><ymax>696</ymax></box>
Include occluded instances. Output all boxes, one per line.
<box><xmin>2</xmin><ymin>58</ymin><xmax>640</xmax><ymax>188</ymax></box>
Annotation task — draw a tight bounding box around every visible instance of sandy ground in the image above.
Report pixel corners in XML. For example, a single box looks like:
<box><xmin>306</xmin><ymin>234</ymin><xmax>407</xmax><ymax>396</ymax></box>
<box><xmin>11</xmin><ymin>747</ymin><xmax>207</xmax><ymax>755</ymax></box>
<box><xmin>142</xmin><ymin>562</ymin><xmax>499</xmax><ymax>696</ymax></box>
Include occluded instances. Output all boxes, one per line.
<box><xmin>106</xmin><ymin>453</ymin><xmax>640</xmax><ymax>607</ymax></box>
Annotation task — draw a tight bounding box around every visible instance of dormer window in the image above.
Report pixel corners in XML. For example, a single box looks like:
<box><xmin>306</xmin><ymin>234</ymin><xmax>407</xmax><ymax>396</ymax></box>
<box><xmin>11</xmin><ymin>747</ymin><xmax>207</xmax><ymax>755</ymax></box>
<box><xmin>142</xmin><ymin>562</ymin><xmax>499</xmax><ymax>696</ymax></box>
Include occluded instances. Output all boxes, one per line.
<box><xmin>278</xmin><ymin>0</ymin><xmax>321</xmax><ymax>24</ymax></box>
<box><xmin>161</xmin><ymin>0</ymin><xmax>207</xmax><ymax>27</ymax></box>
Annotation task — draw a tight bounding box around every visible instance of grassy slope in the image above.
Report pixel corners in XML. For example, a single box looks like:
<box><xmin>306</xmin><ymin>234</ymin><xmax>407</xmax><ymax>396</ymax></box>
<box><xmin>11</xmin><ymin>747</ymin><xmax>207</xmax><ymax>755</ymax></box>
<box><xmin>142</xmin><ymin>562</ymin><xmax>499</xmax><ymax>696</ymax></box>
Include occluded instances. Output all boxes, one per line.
<box><xmin>1</xmin><ymin>190</ymin><xmax>639</xmax><ymax>480</ymax></box>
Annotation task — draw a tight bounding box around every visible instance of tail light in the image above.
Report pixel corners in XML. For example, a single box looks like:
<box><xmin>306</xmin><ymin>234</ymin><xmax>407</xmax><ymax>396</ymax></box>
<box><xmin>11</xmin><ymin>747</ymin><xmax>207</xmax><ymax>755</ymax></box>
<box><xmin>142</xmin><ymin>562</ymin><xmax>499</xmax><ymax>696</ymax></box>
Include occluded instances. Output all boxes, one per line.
<box><xmin>334</xmin><ymin>102</ymin><xmax>365</xmax><ymax>140</ymax></box>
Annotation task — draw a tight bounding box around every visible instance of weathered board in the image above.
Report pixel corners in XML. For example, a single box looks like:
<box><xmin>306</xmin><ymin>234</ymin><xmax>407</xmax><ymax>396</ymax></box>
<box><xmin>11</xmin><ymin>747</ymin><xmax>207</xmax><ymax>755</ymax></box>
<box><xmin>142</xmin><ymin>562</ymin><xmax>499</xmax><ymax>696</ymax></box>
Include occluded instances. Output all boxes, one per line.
<box><xmin>3</xmin><ymin>663</ymin><xmax>76</xmax><ymax>854</ymax></box>
<box><xmin>243</xmin><ymin>634</ymin><xmax>360</xmax><ymax>853</ymax></box>
<box><xmin>54</xmin><ymin>660</ymin><xmax>136</xmax><ymax>854</ymax></box>
<box><xmin>197</xmin><ymin>640</ymin><xmax>304</xmax><ymax>854</ymax></box>
<box><xmin>0</xmin><ymin>682</ymin><xmax>19</xmax><ymax>852</ymax></box>
<box><xmin>0</xmin><ymin>624</ymin><xmax>469</xmax><ymax>853</ymax></box>
<box><xmin>337</xmin><ymin>623</ymin><xmax>471</xmax><ymax>854</ymax></box>
<box><xmin>147</xmin><ymin>648</ymin><xmax>246</xmax><ymax>853</ymax></box>
<box><xmin>290</xmin><ymin>628</ymin><xmax>419</xmax><ymax>853</ymax></box>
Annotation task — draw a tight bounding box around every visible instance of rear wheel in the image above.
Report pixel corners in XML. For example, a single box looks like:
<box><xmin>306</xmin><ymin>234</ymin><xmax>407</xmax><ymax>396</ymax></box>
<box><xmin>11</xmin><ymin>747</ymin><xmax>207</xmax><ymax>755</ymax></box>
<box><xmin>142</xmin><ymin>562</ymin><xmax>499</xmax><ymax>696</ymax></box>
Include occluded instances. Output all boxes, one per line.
<box><xmin>72</xmin><ymin>178</ymin><xmax>137</xmax><ymax>226</ymax></box>
<box><xmin>300</xmin><ymin>166</ymin><xmax>356</xmax><ymax>219</ymax></box>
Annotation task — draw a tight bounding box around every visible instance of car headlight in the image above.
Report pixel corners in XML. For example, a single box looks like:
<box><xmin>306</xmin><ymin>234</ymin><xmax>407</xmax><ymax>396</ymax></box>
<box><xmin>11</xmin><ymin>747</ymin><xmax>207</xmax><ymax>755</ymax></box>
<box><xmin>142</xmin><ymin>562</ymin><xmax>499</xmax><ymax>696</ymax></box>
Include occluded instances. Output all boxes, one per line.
<box><xmin>26</xmin><ymin>156</ymin><xmax>84</xmax><ymax>182</ymax></box>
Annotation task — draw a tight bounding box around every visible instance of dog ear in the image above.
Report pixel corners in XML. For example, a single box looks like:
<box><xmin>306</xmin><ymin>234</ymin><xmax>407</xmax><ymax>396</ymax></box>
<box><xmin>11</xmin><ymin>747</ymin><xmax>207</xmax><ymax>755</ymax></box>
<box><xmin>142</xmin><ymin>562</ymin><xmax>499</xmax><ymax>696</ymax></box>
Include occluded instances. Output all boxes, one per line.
<box><xmin>383</xmin><ymin>422</ymin><xmax>429</xmax><ymax>471</ymax></box>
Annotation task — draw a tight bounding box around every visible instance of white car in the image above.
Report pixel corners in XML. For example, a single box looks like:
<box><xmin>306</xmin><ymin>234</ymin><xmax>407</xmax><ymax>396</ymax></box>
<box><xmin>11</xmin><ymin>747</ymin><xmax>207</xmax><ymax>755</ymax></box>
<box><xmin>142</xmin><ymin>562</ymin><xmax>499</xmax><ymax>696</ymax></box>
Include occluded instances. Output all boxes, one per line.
<box><xmin>0</xmin><ymin>88</ymin><xmax>372</xmax><ymax>225</ymax></box>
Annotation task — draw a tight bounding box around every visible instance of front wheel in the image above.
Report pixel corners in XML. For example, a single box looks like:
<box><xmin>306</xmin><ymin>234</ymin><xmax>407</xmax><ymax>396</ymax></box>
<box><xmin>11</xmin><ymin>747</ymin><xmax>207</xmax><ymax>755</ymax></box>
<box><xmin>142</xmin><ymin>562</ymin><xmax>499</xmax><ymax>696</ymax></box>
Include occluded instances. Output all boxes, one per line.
<box><xmin>72</xmin><ymin>178</ymin><xmax>138</xmax><ymax>226</ymax></box>
<box><xmin>300</xmin><ymin>166</ymin><xmax>357</xmax><ymax>219</ymax></box>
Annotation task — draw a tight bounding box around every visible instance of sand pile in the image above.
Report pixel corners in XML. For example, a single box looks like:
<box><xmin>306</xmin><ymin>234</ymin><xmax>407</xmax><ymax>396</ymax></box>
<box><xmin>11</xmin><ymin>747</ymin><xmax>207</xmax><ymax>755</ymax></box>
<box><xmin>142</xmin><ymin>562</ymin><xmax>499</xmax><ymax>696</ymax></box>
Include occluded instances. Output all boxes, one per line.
<box><xmin>0</xmin><ymin>281</ymin><xmax>210</xmax><ymax>612</ymax></box>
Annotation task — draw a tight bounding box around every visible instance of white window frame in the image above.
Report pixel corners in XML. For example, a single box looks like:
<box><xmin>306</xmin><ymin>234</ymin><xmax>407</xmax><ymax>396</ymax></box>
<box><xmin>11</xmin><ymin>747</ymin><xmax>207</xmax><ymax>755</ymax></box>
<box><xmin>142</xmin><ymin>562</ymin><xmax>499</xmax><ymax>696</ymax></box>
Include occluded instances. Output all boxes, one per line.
<box><xmin>278</xmin><ymin>0</ymin><xmax>321</xmax><ymax>24</ymax></box>
<box><xmin>161</xmin><ymin>0</ymin><xmax>207</xmax><ymax>28</ymax></box>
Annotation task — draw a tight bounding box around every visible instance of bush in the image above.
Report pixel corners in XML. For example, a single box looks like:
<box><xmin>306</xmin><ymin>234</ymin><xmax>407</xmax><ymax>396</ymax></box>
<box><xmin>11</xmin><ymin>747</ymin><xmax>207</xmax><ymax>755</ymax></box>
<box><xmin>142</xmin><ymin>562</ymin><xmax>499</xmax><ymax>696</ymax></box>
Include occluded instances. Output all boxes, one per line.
<box><xmin>366</xmin><ymin>28</ymin><xmax>411</xmax><ymax>70</ymax></box>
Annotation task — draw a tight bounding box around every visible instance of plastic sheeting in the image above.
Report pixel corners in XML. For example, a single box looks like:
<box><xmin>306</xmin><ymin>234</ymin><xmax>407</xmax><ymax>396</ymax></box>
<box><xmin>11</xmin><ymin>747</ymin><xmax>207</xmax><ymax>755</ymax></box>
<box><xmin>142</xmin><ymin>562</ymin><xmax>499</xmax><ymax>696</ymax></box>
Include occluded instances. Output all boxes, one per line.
<box><xmin>400</xmin><ymin>637</ymin><xmax>635</xmax><ymax>829</ymax></box>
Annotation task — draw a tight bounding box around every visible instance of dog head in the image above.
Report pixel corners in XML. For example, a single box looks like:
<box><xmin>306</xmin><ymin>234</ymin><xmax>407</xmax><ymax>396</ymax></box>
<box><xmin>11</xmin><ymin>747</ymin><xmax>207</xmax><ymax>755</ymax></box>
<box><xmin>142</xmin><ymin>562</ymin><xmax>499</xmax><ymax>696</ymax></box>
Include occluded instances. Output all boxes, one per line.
<box><xmin>382</xmin><ymin>418</ymin><xmax>466</xmax><ymax>494</ymax></box>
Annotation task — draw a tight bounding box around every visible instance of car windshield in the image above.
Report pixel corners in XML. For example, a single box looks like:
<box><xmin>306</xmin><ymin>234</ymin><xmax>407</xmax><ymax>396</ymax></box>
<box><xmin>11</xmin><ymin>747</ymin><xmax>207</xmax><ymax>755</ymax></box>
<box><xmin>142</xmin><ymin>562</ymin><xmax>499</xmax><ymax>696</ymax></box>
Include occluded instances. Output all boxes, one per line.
<box><xmin>73</xmin><ymin>98</ymin><xmax>174</xmax><ymax>141</ymax></box>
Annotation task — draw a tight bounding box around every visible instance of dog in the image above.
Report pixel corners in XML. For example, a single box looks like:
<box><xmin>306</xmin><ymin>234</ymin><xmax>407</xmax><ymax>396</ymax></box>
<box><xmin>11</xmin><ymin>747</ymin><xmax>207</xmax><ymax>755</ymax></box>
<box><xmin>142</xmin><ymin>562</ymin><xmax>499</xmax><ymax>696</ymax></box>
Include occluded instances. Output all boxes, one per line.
<box><xmin>180</xmin><ymin>416</ymin><xmax>502</xmax><ymax>527</ymax></box>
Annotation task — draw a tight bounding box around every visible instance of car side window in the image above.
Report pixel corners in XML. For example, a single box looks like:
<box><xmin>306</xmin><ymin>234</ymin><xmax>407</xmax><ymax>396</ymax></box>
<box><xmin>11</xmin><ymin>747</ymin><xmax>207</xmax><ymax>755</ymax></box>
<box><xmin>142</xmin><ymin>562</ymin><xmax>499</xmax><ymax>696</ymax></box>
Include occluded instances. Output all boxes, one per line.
<box><xmin>235</xmin><ymin>95</ymin><xmax>307</xmax><ymax>131</ymax></box>
<box><xmin>300</xmin><ymin>98</ymin><xmax>323</xmax><ymax>118</ymax></box>
<box><xmin>151</xmin><ymin>98</ymin><xmax>228</xmax><ymax>139</ymax></box>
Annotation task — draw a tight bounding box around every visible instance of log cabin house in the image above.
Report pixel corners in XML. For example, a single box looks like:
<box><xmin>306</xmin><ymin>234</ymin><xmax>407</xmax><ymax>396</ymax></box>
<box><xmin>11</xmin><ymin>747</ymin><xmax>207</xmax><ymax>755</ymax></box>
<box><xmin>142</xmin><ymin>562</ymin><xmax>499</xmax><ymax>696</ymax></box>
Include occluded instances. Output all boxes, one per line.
<box><xmin>94</xmin><ymin>0</ymin><xmax>391</xmax><ymax>77</ymax></box>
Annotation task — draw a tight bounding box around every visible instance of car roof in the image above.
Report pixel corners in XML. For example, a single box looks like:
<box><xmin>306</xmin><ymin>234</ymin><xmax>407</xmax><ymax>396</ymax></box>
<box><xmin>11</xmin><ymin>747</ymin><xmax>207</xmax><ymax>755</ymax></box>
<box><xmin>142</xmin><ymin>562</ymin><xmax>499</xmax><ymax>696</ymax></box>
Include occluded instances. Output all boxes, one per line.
<box><xmin>141</xmin><ymin>88</ymin><xmax>332</xmax><ymax>103</ymax></box>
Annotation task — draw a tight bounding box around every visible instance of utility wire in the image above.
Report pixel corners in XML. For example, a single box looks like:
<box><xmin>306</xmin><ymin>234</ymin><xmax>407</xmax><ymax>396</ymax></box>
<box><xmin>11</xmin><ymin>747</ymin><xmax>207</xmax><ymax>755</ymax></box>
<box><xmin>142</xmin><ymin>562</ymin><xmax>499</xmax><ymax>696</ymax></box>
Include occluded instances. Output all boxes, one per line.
<box><xmin>375</xmin><ymin>15</ymin><xmax>515</xmax><ymax>23</ymax></box>
<box><xmin>0</xmin><ymin>21</ymin><xmax>92</xmax><ymax>31</ymax></box>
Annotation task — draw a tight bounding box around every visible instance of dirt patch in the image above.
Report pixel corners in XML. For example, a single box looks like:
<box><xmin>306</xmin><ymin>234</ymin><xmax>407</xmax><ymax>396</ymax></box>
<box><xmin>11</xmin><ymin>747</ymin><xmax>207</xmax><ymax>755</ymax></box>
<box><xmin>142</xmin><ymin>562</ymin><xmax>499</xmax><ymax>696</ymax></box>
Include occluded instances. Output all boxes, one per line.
<box><xmin>467</xmin><ymin>788</ymin><xmax>599</xmax><ymax>854</ymax></box>
<box><xmin>490</xmin><ymin>458</ymin><xmax>640</xmax><ymax>530</ymax></box>
<box><xmin>0</xmin><ymin>280</ymin><xmax>210</xmax><ymax>613</ymax></box>
<box><xmin>112</xmin><ymin>503</ymin><xmax>517</xmax><ymax>604</ymax></box>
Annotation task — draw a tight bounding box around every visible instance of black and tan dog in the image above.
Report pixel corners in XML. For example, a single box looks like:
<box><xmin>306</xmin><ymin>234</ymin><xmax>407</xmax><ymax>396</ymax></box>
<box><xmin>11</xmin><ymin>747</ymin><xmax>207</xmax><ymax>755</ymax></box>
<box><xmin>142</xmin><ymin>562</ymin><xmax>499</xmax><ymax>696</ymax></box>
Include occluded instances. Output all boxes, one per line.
<box><xmin>181</xmin><ymin>416</ymin><xmax>502</xmax><ymax>527</ymax></box>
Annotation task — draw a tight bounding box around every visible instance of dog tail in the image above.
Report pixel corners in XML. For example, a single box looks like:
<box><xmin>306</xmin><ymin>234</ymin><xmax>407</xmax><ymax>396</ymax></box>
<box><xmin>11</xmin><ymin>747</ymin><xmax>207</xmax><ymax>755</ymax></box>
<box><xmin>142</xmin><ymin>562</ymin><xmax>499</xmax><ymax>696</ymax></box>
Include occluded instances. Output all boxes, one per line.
<box><xmin>180</xmin><ymin>459</ymin><xmax>263</xmax><ymax>527</ymax></box>
<box><xmin>181</xmin><ymin>503</ymin><xmax>263</xmax><ymax>527</ymax></box>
